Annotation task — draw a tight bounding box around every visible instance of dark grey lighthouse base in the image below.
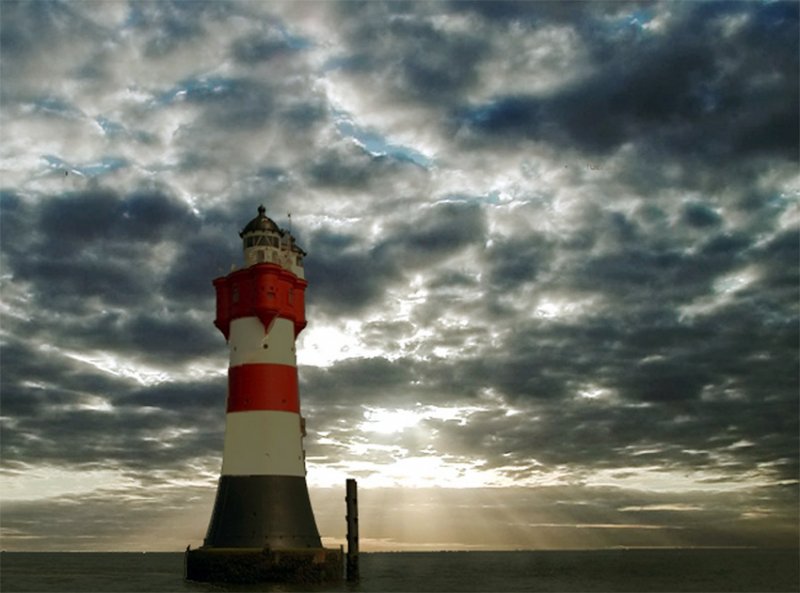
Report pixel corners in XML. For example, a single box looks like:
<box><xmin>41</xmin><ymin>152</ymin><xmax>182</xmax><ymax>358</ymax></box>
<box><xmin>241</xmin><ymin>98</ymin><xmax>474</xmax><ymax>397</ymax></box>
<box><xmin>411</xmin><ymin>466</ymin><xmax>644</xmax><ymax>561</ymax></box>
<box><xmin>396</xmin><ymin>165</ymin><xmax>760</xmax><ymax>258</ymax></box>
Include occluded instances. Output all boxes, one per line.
<box><xmin>203</xmin><ymin>475</ymin><xmax>322</xmax><ymax>549</ymax></box>
<box><xmin>185</xmin><ymin>475</ymin><xmax>342</xmax><ymax>584</ymax></box>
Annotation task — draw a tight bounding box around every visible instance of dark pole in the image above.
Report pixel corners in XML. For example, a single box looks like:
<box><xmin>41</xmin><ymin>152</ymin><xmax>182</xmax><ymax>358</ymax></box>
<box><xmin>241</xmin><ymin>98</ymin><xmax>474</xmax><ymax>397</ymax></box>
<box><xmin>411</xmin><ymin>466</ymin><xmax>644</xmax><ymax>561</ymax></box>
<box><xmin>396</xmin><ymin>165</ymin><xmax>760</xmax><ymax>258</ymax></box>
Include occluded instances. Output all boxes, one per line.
<box><xmin>346</xmin><ymin>478</ymin><xmax>359</xmax><ymax>582</ymax></box>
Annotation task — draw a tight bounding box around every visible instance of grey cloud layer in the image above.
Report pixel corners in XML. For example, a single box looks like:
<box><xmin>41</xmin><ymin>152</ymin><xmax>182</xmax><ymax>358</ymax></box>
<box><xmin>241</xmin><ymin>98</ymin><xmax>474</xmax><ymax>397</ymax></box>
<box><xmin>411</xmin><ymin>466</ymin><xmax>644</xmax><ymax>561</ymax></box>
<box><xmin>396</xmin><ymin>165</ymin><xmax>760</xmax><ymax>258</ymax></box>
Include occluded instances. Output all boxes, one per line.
<box><xmin>1</xmin><ymin>0</ymin><xmax>797</xmax><ymax>550</ymax></box>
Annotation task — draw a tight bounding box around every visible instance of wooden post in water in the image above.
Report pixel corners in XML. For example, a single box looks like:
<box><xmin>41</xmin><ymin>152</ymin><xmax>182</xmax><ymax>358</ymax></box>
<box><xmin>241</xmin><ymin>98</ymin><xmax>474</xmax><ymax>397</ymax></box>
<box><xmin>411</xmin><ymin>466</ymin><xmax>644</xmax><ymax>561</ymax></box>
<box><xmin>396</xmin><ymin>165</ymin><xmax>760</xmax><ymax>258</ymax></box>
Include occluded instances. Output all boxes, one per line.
<box><xmin>345</xmin><ymin>478</ymin><xmax>359</xmax><ymax>582</ymax></box>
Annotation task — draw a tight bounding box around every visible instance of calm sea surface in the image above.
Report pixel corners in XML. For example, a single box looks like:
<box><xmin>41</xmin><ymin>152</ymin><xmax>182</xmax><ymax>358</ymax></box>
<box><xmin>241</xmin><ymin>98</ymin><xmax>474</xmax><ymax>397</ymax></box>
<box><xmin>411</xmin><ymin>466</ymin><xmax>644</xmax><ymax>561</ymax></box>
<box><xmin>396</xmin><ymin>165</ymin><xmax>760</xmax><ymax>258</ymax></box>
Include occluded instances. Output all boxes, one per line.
<box><xmin>1</xmin><ymin>549</ymin><xmax>797</xmax><ymax>592</ymax></box>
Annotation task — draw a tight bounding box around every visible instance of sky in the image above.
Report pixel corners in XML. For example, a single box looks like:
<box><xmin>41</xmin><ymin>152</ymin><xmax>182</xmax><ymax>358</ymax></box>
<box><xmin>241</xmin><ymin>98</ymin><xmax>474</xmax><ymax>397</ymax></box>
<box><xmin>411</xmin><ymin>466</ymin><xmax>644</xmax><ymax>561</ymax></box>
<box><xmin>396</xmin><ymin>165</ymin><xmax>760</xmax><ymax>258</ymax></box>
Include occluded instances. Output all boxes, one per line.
<box><xmin>0</xmin><ymin>0</ymin><xmax>798</xmax><ymax>552</ymax></box>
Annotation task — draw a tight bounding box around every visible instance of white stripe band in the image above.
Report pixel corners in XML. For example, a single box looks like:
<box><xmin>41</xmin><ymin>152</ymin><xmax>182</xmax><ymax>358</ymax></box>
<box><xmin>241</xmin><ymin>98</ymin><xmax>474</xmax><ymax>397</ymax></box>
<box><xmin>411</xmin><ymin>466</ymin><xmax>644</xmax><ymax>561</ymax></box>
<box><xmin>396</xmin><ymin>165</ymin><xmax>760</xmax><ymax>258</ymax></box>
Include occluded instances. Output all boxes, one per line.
<box><xmin>222</xmin><ymin>410</ymin><xmax>306</xmax><ymax>477</ymax></box>
<box><xmin>229</xmin><ymin>317</ymin><xmax>296</xmax><ymax>367</ymax></box>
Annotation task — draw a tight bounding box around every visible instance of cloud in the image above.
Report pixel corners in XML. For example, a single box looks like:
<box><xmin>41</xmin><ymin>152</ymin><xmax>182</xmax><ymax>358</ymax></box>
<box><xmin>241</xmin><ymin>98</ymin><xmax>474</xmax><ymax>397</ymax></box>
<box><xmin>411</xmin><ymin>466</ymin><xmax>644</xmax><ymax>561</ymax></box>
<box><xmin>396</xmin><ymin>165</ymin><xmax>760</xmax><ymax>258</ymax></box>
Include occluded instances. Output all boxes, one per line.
<box><xmin>452</xmin><ymin>2</ymin><xmax>799</xmax><ymax>162</ymax></box>
<box><xmin>0</xmin><ymin>0</ymin><xmax>796</xmax><ymax>551</ymax></box>
<box><xmin>126</xmin><ymin>1</ymin><xmax>235</xmax><ymax>58</ymax></box>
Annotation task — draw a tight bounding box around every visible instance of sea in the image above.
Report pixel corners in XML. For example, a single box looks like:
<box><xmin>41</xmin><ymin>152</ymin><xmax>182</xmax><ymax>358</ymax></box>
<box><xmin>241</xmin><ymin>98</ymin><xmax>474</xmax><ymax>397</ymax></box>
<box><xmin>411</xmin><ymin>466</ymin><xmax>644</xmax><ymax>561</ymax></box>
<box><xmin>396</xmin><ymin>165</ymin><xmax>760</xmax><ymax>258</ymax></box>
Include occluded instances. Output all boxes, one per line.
<box><xmin>1</xmin><ymin>549</ymin><xmax>797</xmax><ymax>592</ymax></box>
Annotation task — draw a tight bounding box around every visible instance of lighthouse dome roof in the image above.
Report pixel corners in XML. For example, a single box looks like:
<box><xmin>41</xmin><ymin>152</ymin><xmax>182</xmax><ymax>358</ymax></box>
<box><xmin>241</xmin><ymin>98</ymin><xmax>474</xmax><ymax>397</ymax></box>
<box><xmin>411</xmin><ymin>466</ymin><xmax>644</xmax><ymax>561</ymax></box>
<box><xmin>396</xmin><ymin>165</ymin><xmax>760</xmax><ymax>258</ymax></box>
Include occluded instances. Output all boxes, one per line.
<box><xmin>240</xmin><ymin>205</ymin><xmax>281</xmax><ymax>237</ymax></box>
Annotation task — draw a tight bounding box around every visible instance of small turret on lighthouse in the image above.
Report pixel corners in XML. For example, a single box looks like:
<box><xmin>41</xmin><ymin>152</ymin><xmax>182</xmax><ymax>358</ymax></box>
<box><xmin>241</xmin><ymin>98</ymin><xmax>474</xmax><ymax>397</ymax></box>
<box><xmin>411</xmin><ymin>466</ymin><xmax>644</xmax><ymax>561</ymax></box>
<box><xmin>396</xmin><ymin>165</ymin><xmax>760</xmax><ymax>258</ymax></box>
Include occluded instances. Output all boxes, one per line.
<box><xmin>186</xmin><ymin>207</ymin><xmax>342</xmax><ymax>583</ymax></box>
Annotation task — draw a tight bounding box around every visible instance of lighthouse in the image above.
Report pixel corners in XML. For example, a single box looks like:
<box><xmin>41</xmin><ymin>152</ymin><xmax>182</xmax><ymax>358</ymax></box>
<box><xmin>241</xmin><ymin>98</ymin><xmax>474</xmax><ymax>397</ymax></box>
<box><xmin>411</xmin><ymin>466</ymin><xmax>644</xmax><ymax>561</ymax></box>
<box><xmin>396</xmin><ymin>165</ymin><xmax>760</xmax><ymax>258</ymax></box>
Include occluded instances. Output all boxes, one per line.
<box><xmin>185</xmin><ymin>206</ymin><xmax>342</xmax><ymax>583</ymax></box>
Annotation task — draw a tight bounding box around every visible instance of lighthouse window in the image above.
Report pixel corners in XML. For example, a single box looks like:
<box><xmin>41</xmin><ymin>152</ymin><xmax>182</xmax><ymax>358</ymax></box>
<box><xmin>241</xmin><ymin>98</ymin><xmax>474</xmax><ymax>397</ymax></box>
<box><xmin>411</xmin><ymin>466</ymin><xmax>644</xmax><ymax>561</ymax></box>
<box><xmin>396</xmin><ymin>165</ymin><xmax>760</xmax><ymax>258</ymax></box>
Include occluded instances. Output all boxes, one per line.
<box><xmin>245</xmin><ymin>236</ymin><xmax>271</xmax><ymax>247</ymax></box>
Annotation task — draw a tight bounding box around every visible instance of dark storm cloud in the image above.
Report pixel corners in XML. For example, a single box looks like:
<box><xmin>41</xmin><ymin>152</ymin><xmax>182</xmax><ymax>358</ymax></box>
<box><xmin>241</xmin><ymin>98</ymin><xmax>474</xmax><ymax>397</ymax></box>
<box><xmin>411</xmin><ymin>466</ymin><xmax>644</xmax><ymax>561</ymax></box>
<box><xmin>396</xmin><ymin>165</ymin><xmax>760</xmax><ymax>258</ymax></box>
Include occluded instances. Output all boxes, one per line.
<box><xmin>59</xmin><ymin>310</ymin><xmax>222</xmax><ymax>365</ymax></box>
<box><xmin>378</xmin><ymin>202</ymin><xmax>486</xmax><ymax>263</ymax></box>
<box><xmin>298</xmin><ymin>188</ymin><xmax>797</xmax><ymax>479</ymax></box>
<box><xmin>0</xmin><ymin>1</ymin><xmax>140</xmax><ymax>119</ymax></box>
<box><xmin>1</xmin><ymin>0</ymin><xmax>797</xmax><ymax>551</ymax></box>
<box><xmin>162</xmin><ymin>232</ymin><xmax>240</xmax><ymax>306</ymax></box>
<box><xmin>453</xmin><ymin>2</ymin><xmax>798</xmax><ymax>161</ymax></box>
<box><xmin>126</xmin><ymin>0</ymin><xmax>234</xmax><ymax>57</ymax></box>
<box><xmin>1</xmin><ymin>335</ymin><xmax>225</xmax><ymax>470</ymax></box>
<box><xmin>304</xmin><ymin>230</ymin><xmax>400</xmax><ymax>315</ymax></box>
<box><xmin>485</xmin><ymin>234</ymin><xmax>552</xmax><ymax>291</ymax></box>
<box><xmin>305</xmin><ymin>202</ymin><xmax>485</xmax><ymax>315</ymax></box>
<box><xmin>681</xmin><ymin>202</ymin><xmax>722</xmax><ymax>229</ymax></box>
<box><xmin>0</xmin><ymin>184</ymin><xmax>231</xmax><ymax>475</ymax></box>
<box><xmin>230</xmin><ymin>21</ymin><xmax>310</xmax><ymax>64</ymax></box>
<box><xmin>305</xmin><ymin>144</ymin><xmax>412</xmax><ymax>189</ymax></box>
<box><xmin>408</xmin><ymin>322</ymin><xmax>604</xmax><ymax>403</ymax></box>
<box><xmin>0</xmin><ymin>1</ymin><xmax>106</xmax><ymax>72</ymax></box>
<box><xmin>760</xmin><ymin>228</ymin><xmax>800</xmax><ymax>294</ymax></box>
<box><xmin>381</xmin><ymin>15</ymin><xmax>487</xmax><ymax>102</ymax></box>
<box><xmin>564</xmin><ymin>216</ymin><xmax>762</xmax><ymax>309</ymax></box>
<box><xmin>0</xmin><ymin>340</ymin><xmax>105</xmax><ymax>417</ymax></box>
<box><xmin>303</xmin><ymin>177</ymin><xmax>793</xmax><ymax>438</ymax></box>
<box><xmin>2</xmin><ymin>187</ymin><xmax>201</xmax><ymax>313</ymax></box>
<box><xmin>302</xmin><ymin>357</ymin><xmax>417</xmax><ymax>406</ymax></box>
<box><xmin>159</xmin><ymin>76</ymin><xmax>276</xmax><ymax>130</ymax></box>
<box><xmin>118</xmin><ymin>380</ymin><xmax>225</xmax><ymax>413</ymax></box>
<box><xmin>37</xmin><ymin>188</ymin><xmax>195</xmax><ymax>245</ymax></box>
<box><xmin>333</xmin><ymin>1</ymin><xmax>488</xmax><ymax>104</ymax></box>
<box><xmin>305</xmin><ymin>326</ymin><xmax>797</xmax><ymax>481</ymax></box>
<box><xmin>452</xmin><ymin>0</ymin><xmax>608</xmax><ymax>23</ymax></box>
<box><xmin>499</xmin><ymin>308</ymin><xmax>789</xmax><ymax>472</ymax></box>
<box><xmin>280</xmin><ymin>100</ymin><xmax>329</xmax><ymax>132</ymax></box>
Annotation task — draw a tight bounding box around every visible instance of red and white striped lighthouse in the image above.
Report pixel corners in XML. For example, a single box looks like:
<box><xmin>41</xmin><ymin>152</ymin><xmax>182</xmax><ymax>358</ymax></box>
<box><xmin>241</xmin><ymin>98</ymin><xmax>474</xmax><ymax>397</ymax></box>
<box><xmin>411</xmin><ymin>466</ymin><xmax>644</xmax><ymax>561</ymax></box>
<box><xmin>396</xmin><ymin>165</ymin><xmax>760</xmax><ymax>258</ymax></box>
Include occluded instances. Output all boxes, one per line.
<box><xmin>202</xmin><ymin>205</ymin><xmax>321</xmax><ymax>549</ymax></box>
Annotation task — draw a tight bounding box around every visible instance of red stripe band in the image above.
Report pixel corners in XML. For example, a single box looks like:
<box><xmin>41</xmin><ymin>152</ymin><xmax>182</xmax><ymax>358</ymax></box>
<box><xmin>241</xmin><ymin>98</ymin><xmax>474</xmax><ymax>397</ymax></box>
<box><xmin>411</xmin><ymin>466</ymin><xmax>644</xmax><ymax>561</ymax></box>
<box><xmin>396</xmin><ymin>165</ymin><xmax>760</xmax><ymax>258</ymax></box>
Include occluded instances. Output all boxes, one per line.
<box><xmin>228</xmin><ymin>364</ymin><xmax>299</xmax><ymax>413</ymax></box>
